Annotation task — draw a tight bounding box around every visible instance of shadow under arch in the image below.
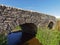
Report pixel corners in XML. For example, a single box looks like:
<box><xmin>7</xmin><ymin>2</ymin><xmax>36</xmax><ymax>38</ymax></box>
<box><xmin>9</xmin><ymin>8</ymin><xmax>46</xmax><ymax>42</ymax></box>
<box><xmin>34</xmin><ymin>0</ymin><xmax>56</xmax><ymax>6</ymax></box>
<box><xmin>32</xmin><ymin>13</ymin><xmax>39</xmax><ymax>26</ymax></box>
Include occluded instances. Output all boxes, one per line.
<box><xmin>20</xmin><ymin>23</ymin><xmax>37</xmax><ymax>34</ymax></box>
<box><xmin>48</xmin><ymin>21</ymin><xmax>54</xmax><ymax>29</ymax></box>
<box><xmin>18</xmin><ymin>23</ymin><xmax>37</xmax><ymax>44</ymax></box>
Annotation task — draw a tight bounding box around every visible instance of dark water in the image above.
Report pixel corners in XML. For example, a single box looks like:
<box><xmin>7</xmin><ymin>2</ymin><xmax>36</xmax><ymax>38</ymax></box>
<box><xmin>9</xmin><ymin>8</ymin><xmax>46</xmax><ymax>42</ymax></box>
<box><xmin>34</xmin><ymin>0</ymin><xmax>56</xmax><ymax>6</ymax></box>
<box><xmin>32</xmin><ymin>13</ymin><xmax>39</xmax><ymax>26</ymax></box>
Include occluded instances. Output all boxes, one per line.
<box><xmin>7</xmin><ymin>32</ymin><xmax>22</xmax><ymax>45</ymax></box>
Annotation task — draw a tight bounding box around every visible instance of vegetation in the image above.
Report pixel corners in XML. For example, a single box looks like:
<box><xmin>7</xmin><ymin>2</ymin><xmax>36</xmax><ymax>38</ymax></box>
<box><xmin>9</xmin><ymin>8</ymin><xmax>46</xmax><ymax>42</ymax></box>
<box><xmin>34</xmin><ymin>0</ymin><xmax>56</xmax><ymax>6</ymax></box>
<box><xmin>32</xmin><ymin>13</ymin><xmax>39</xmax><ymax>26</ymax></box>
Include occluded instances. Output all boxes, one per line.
<box><xmin>36</xmin><ymin>28</ymin><xmax>60</xmax><ymax>45</ymax></box>
<box><xmin>11</xmin><ymin>25</ymin><xmax>22</xmax><ymax>32</ymax></box>
<box><xmin>0</xmin><ymin>19</ymin><xmax>60</xmax><ymax>45</ymax></box>
<box><xmin>55</xmin><ymin>20</ymin><xmax>60</xmax><ymax>31</ymax></box>
<box><xmin>0</xmin><ymin>33</ymin><xmax>7</xmax><ymax>45</ymax></box>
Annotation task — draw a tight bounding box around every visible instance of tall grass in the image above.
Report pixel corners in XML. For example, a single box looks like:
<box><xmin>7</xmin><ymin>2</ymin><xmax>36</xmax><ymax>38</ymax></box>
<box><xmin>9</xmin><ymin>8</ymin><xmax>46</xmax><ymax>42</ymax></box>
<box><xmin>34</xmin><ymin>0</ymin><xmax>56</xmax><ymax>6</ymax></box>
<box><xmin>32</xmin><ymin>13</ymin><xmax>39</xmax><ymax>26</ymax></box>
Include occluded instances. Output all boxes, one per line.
<box><xmin>36</xmin><ymin>28</ymin><xmax>60</xmax><ymax>45</ymax></box>
<box><xmin>55</xmin><ymin>20</ymin><xmax>60</xmax><ymax>31</ymax></box>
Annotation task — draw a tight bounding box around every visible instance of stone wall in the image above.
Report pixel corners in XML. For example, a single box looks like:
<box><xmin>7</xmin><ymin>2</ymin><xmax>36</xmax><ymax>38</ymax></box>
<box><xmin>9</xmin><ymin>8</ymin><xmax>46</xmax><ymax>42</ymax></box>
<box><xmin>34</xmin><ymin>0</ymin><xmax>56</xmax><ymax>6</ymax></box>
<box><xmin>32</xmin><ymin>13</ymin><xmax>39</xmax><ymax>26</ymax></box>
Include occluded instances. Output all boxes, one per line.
<box><xmin>0</xmin><ymin>5</ymin><xmax>56</xmax><ymax>34</ymax></box>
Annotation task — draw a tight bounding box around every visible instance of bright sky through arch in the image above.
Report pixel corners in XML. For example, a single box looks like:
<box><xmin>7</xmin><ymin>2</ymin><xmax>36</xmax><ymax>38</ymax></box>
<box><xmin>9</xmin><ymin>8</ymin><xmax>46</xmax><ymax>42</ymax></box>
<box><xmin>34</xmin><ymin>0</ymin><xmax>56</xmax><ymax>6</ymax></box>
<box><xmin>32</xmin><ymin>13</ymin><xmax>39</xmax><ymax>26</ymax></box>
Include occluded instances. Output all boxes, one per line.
<box><xmin>0</xmin><ymin>0</ymin><xmax>60</xmax><ymax>18</ymax></box>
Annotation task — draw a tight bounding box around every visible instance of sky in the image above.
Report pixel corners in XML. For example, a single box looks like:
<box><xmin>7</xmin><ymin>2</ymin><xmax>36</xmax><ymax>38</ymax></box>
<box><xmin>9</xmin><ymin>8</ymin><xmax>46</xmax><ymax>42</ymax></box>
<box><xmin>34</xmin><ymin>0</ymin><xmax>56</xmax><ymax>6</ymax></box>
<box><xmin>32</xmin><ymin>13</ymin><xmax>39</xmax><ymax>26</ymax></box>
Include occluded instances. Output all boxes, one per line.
<box><xmin>0</xmin><ymin>0</ymin><xmax>60</xmax><ymax>18</ymax></box>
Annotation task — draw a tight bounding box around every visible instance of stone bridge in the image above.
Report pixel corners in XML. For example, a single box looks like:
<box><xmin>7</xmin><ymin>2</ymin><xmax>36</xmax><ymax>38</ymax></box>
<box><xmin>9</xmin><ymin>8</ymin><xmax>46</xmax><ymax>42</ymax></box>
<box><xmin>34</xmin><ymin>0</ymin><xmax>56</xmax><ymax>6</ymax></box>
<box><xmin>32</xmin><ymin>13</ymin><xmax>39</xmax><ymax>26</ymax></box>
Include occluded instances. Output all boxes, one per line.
<box><xmin>0</xmin><ymin>5</ymin><xmax>56</xmax><ymax>34</ymax></box>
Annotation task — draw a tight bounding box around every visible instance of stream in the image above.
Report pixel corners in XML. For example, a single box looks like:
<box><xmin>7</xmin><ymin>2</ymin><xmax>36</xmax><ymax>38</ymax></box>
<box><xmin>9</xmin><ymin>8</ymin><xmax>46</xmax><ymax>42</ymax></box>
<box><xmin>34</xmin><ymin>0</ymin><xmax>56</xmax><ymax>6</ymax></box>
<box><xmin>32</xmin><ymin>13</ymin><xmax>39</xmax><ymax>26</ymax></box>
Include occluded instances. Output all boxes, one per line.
<box><xmin>7</xmin><ymin>32</ymin><xmax>22</xmax><ymax>45</ymax></box>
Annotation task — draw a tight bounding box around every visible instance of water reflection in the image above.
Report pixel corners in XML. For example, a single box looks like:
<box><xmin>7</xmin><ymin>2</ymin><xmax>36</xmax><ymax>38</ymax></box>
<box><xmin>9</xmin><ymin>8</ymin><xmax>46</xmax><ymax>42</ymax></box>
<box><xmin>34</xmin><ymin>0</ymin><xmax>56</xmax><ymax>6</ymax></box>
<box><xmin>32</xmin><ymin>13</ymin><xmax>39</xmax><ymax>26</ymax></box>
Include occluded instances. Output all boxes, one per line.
<box><xmin>7</xmin><ymin>31</ymin><xmax>22</xmax><ymax>45</ymax></box>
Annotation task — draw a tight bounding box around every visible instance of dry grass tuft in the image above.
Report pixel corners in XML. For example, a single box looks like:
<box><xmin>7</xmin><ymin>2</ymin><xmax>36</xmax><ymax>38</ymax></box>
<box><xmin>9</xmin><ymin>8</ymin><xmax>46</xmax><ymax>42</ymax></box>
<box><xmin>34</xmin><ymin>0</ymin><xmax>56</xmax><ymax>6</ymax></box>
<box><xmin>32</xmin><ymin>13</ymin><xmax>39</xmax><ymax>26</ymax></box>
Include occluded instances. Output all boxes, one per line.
<box><xmin>55</xmin><ymin>19</ymin><xmax>60</xmax><ymax>31</ymax></box>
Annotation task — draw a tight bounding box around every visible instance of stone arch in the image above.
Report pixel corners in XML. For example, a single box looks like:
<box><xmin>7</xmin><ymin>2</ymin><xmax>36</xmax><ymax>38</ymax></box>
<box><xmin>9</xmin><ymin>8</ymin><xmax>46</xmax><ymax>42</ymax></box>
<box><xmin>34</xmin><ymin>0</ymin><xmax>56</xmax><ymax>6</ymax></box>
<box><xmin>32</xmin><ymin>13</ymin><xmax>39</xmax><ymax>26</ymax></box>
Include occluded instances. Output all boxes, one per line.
<box><xmin>48</xmin><ymin>21</ymin><xmax>54</xmax><ymax>29</ymax></box>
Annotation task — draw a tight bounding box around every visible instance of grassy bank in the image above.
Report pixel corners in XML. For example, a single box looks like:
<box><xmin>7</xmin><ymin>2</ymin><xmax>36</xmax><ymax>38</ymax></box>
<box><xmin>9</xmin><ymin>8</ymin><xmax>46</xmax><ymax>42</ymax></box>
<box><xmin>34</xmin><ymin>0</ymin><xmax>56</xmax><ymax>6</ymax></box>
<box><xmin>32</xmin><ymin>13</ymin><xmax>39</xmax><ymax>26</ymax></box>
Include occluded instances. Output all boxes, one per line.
<box><xmin>36</xmin><ymin>28</ymin><xmax>60</xmax><ymax>45</ymax></box>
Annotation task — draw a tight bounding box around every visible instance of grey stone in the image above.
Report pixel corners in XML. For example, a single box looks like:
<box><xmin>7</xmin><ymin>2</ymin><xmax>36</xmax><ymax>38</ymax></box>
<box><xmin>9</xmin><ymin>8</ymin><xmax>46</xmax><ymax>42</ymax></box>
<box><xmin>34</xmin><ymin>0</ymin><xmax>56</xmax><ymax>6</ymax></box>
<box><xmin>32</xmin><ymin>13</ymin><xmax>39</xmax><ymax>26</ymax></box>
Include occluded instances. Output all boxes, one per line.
<box><xmin>0</xmin><ymin>5</ymin><xmax>56</xmax><ymax>34</ymax></box>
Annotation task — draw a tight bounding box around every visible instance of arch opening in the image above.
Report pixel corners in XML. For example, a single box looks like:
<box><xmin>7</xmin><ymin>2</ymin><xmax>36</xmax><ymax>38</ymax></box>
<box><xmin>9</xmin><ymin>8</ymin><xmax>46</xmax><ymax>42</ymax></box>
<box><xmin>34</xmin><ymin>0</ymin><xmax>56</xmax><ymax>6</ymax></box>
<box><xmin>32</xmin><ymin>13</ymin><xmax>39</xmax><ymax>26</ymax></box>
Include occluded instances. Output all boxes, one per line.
<box><xmin>19</xmin><ymin>23</ymin><xmax>38</xmax><ymax>44</ymax></box>
<box><xmin>48</xmin><ymin>22</ymin><xmax>54</xmax><ymax>29</ymax></box>
<box><xmin>20</xmin><ymin>23</ymin><xmax>37</xmax><ymax>35</ymax></box>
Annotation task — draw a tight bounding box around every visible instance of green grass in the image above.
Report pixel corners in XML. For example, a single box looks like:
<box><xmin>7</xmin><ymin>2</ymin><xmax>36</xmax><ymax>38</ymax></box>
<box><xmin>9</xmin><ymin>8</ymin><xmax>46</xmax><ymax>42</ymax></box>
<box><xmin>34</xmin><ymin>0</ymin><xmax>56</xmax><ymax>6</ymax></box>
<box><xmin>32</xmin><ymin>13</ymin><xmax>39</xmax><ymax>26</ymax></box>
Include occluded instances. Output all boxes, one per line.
<box><xmin>11</xmin><ymin>26</ymin><xmax>22</xmax><ymax>32</ymax></box>
<box><xmin>15</xmin><ymin>26</ymin><xmax>21</xmax><ymax>30</ymax></box>
<box><xmin>36</xmin><ymin>28</ymin><xmax>60</xmax><ymax>45</ymax></box>
<box><xmin>0</xmin><ymin>33</ymin><xmax>7</xmax><ymax>45</ymax></box>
